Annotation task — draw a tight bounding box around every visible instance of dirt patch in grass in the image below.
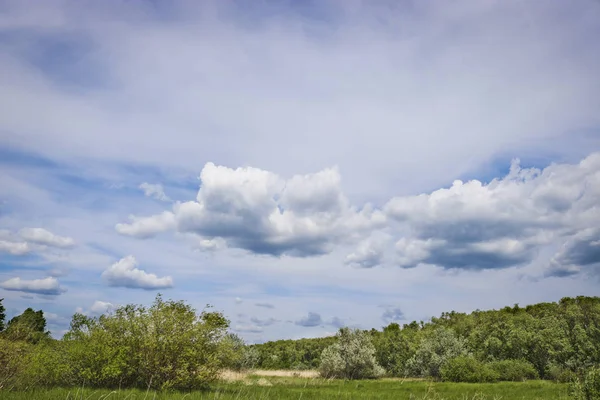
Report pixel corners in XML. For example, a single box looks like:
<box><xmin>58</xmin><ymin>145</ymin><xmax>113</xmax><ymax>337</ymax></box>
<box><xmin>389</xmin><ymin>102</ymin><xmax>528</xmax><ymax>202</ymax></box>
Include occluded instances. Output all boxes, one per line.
<box><xmin>220</xmin><ymin>369</ymin><xmax>319</xmax><ymax>382</ymax></box>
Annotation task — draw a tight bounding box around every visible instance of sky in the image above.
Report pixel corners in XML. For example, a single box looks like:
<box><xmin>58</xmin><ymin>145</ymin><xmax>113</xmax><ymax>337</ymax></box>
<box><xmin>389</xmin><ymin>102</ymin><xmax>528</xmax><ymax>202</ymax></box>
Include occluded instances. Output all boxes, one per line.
<box><xmin>1</xmin><ymin>0</ymin><xmax>600</xmax><ymax>343</ymax></box>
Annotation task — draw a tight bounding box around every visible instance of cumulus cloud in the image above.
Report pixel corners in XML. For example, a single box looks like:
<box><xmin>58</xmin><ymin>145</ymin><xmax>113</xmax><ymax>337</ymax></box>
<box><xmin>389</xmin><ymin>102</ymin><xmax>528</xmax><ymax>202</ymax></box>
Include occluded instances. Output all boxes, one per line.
<box><xmin>19</xmin><ymin>228</ymin><xmax>75</xmax><ymax>248</ymax></box>
<box><xmin>235</xmin><ymin>297</ymin><xmax>243</xmax><ymax>304</ymax></box>
<box><xmin>386</xmin><ymin>153</ymin><xmax>600</xmax><ymax>272</ymax></box>
<box><xmin>139</xmin><ymin>183</ymin><xmax>171</xmax><ymax>202</ymax></box>
<box><xmin>117</xmin><ymin>163</ymin><xmax>384</xmax><ymax>257</ymax></box>
<box><xmin>90</xmin><ymin>300</ymin><xmax>115</xmax><ymax>315</ymax></box>
<box><xmin>382</xmin><ymin>308</ymin><xmax>405</xmax><ymax>324</ymax></box>
<box><xmin>115</xmin><ymin>212</ymin><xmax>176</xmax><ymax>239</ymax></box>
<box><xmin>255</xmin><ymin>302</ymin><xmax>275</xmax><ymax>309</ymax></box>
<box><xmin>101</xmin><ymin>255</ymin><xmax>174</xmax><ymax>290</ymax></box>
<box><xmin>295</xmin><ymin>312</ymin><xmax>322</xmax><ymax>327</ymax></box>
<box><xmin>344</xmin><ymin>234</ymin><xmax>389</xmax><ymax>268</ymax></box>
<box><xmin>548</xmin><ymin>228</ymin><xmax>600</xmax><ymax>277</ymax></box>
<box><xmin>0</xmin><ymin>228</ymin><xmax>75</xmax><ymax>255</ymax></box>
<box><xmin>0</xmin><ymin>276</ymin><xmax>66</xmax><ymax>295</ymax></box>
<box><xmin>0</xmin><ymin>240</ymin><xmax>30</xmax><ymax>255</ymax></box>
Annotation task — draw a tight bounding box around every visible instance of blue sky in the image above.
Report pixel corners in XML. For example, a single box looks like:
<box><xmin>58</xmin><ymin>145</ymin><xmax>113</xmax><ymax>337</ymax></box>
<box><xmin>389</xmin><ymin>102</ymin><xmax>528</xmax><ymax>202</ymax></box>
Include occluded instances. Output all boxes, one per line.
<box><xmin>1</xmin><ymin>0</ymin><xmax>600</xmax><ymax>342</ymax></box>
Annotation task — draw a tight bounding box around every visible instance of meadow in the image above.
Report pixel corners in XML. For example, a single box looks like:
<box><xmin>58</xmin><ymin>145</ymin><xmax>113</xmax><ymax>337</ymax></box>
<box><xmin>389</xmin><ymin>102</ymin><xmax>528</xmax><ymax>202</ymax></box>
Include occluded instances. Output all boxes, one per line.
<box><xmin>0</xmin><ymin>377</ymin><xmax>570</xmax><ymax>400</ymax></box>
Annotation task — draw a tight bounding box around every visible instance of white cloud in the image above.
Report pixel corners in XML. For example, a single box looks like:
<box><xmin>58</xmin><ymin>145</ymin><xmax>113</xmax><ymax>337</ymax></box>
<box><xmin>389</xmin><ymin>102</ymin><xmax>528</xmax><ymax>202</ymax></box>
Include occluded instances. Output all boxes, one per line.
<box><xmin>386</xmin><ymin>153</ymin><xmax>600</xmax><ymax>272</ymax></box>
<box><xmin>548</xmin><ymin>227</ymin><xmax>600</xmax><ymax>277</ymax></box>
<box><xmin>118</xmin><ymin>163</ymin><xmax>384</xmax><ymax>257</ymax></box>
<box><xmin>139</xmin><ymin>182</ymin><xmax>171</xmax><ymax>202</ymax></box>
<box><xmin>344</xmin><ymin>234</ymin><xmax>389</xmax><ymax>268</ymax></box>
<box><xmin>19</xmin><ymin>228</ymin><xmax>75</xmax><ymax>248</ymax></box>
<box><xmin>0</xmin><ymin>240</ymin><xmax>30</xmax><ymax>255</ymax></box>
<box><xmin>115</xmin><ymin>211</ymin><xmax>176</xmax><ymax>239</ymax></box>
<box><xmin>0</xmin><ymin>276</ymin><xmax>66</xmax><ymax>295</ymax></box>
<box><xmin>101</xmin><ymin>255</ymin><xmax>174</xmax><ymax>290</ymax></box>
<box><xmin>90</xmin><ymin>300</ymin><xmax>115</xmax><ymax>315</ymax></box>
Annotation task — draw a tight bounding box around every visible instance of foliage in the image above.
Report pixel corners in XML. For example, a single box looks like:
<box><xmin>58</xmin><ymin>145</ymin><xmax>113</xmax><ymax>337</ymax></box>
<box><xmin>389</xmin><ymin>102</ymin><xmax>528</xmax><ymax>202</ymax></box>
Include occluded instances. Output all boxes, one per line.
<box><xmin>0</xmin><ymin>338</ymin><xmax>30</xmax><ymax>390</ymax></box>
<box><xmin>219</xmin><ymin>333</ymin><xmax>259</xmax><ymax>371</ymax></box>
<box><xmin>441</xmin><ymin>356</ymin><xmax>499</xmax><ymax>383</ymax></box>
<box><xmin>252</xmin><ymin>336</ymin><xmax>336</xmax><ymax>370</ymax></box>
<box><xmin>372</xmin><ymin>323</ymin><xmax>417</xmax><ymax>377</ymax></box>
<box><xmin>405</xmin><ymin>327</ymin><xmax>469</xmax><ymax>379</ymax></box>
<box><xmin>488</xmin><ymin>359</ymin><xmax>539</xmax><ymax>381</ymax></box>
<box><xmin>2</xmin><ymin>308</ymin><xmax>50</xmax><ymax>344</ymax></box>
<box><xmin>547</xmin><ymin>363</ymin><xmax>577</xmax><ymax>383</ymax></box>
<box><xmin>569</xmin><ymin>367</ymin><xmax>600</xmax><ymax>400</ymax></box>
<box><xmin>319</xmin><ymin>327</ymin><xmax>385</xmax><ymax>379</ymax></box>
<box><xmin>61</xmin><ymin>294</ymin><xmax>230</xmax><ymax>389</ymax></box>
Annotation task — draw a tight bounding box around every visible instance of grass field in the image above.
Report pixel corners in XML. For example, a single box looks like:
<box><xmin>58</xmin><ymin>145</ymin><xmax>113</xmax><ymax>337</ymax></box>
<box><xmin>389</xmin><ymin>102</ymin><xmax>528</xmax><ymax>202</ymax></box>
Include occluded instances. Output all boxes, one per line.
<box><xmin>0</xmin><ymin>377</ymin><xmax>570</xmax><ymax>400</ymax></box>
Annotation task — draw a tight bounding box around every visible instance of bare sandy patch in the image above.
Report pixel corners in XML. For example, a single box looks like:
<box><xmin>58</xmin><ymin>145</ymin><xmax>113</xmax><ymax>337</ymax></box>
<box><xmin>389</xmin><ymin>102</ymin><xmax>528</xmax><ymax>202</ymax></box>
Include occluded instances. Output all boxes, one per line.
<box><xmin>220</xmin><ymin>369</ymin><xmax>319</xmax><ymax>381</ymax></box>
<box><xmin>251</xmin><ymin>369</ymin><xmax>319</xmax><ymax>378</ymax></box>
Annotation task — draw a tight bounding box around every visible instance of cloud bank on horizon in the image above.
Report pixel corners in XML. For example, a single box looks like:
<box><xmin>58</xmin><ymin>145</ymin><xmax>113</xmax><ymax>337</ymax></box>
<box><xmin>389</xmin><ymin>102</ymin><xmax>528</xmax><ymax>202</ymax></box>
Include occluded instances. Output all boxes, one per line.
<box><xmin>0</xmin><ymin>0</ymin><xmax>599</xmax><ymax>343</ymax></box>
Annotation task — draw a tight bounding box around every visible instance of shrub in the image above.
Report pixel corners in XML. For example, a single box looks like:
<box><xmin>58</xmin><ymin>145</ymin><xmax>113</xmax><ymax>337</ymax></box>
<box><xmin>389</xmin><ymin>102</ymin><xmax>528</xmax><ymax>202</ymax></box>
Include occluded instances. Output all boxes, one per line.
<box><xmin>489</xmin><ymin>359</ymin><xmax>539</xmax><ymax>381</ymax></box>
<box><xmin>441</xmin><ymin>356</ymin><xmax>499</xmax><ymax>383</ymax></box>
<box><xmin>0</xmin><ymin>338</ymin><xmax>30</xmax><ymax>390</ymax></box>
<box><xmin>21</xmin><ymin>341</ymin><xmax>75</xmax><ymax>387</ymax></box>
<box><xmin>569</xmin><ymin>367</ymin><xmax>600</xmax><ymax>400</ymax></box>
<box><xmin>319</xmin><ymin>328</ymin><xmax>385</xmax><ymax>379</ymax></box>
<box><xmin>405</xmin><ymin>328</ymin><xmax>468</xmax><ymax>379</ymax></box>
<box><xmin>63</xmin><ymin>294</ymin><xmax>230</xmax><ymax>389</ymax></box>
<box><xmin>547</xmin><ymin>363</ymin><xmax>577</xmax><ymax>383</ymax></box>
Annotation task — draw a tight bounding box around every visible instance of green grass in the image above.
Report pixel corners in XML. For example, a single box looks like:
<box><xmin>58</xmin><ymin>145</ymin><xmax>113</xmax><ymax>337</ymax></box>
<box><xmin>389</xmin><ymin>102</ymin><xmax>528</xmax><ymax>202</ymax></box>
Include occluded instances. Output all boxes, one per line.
<box><xmin>0</xmin><ymin>379</ymin><xmax>570</xmax><ymax>400</ymax></box>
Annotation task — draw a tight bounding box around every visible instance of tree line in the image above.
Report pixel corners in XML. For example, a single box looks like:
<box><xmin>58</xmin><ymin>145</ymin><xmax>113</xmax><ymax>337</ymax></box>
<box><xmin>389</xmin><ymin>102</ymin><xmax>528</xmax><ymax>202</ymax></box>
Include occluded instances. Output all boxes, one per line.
<box><xmin>252</xmin><ymin>296</ymin><xmax>600</xmax><ymax>383</ymax></box>
<box><xmin>1</xmin><ymin>295</ymin><xmax>599</xmax><ymax>397</ymax></box>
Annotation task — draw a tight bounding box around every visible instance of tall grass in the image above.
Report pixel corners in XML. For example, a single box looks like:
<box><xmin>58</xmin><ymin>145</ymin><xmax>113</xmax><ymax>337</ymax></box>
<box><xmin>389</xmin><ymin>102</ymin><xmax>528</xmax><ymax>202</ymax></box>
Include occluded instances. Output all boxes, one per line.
<box><xmin>0</xmin><ymin>379</ymin><xmax>570</xmax><ymax>400</ymax></box>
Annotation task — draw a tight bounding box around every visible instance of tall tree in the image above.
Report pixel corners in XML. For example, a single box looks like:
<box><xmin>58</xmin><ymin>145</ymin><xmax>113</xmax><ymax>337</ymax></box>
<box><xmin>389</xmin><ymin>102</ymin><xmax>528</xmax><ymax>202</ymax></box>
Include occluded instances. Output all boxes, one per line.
<box><xmin>4</xmin><ymin>307</ymin><xmax>49</xmax><ymax>343</ymax></box>
<box><xmin>0</xmin><ymin>298</ymin><xmax>5</xmax><ymax>332</ymax></box>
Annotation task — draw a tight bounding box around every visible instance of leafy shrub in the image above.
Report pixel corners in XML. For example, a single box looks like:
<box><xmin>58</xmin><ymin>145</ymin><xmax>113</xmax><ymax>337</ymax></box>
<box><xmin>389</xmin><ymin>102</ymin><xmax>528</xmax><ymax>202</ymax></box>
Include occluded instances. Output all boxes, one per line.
<box><xmin>546</xmin><ymin>363</ymin><xmax>577</xmax><ymax>383</ymax></box>
<box><xmin>488</xmin><ymin>359</ymin><xmax>539</xmax><ymax>381</ymax></box>
<box><xmin>319</xmin><ymin>328</ymin><xmax>385</xmax><ymax>379</ymax></box>
<box><xmin>405</xmin><ymin>328</ymin><xmax>469</xmax><ymax>379</ymax></box>
<box><xmin>441</xmin><ymin>356</ymin><xmax>499</xmax><ymax>383</ymax></box>
<box><xmin>569</xmin><ymin>367</ymin><xmax>600</xmax><ymax>400</ymax></box>
<box><xmin>219</xmin><ymin>333</ymin><xmax>260</xmax><ymax>371</ymax></box>
<box><xmin>20</xmin><ymin>341</ymin><xmax>75</xmax><ymax>387</ymax></box>
<box><xmin>0</xmin><ymin>338</ymin><xmax>30</xmax><ymax>390</ymax></box>
<box><xmin>63</xmin><ymin>294</ymin><xmax>230</xmax><ymax>389</ymax></box>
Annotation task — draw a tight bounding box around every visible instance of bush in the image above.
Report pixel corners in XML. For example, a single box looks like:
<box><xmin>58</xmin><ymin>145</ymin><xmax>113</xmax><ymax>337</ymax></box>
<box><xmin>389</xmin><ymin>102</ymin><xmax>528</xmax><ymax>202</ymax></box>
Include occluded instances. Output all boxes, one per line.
<box><xmin>319</xmin><ymin>328</ymin><xmax>385</xmax><ymax>379</ymax></box>
<box><xmin>20</xmin><ymin>341</ymin><xmax>75</xmax><ymax>387</ymax></box>
<box><xmin>405</xmin><ymin>328</ymin><xmax>468</xmax><ymax>379</ymax></box>
<box><xmin>489</xmin><ymin>359</ymin><xmax>539</xmax><ymax>381</ymax></box>
<box><xmin>569</xmin><ymin>367</ymin><xmax>600</xmax><ymax>400</ymax></box>
<box><xmin>63</xmin><ymin>294</ymin><xmax>230</xmax><ymax>389</ymax></box>
<box><xmin>0</xmin><ymin>338</ymin><xmax>30</xmax><ymax>390</ymax></box>
<box><xmin>547</xmin><ymin>363</ymin><xmax>577</xmax><ymax>383</ymax></box>
<box><xmin>441</xmin><ymin>356</ymin><xmax>499</xmax><ymax>383</ymax></box>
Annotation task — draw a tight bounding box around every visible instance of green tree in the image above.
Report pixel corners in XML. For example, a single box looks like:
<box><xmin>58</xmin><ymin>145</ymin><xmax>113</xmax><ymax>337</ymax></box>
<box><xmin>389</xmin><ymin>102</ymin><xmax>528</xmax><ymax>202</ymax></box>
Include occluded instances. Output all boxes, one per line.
<box><xmin>0</xmin><ymin>298</ymin><xmax>5</xmax><ymax>332</ymax></box>
<box><xmin>405</xmin><ymin>327</ymin><xmax>469</xmax><ymax>379</ymax></box>
<box><xmin>3</xmin><ymin>307</ymin><xmax>49</xmax><ymax>343</ymax></box>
